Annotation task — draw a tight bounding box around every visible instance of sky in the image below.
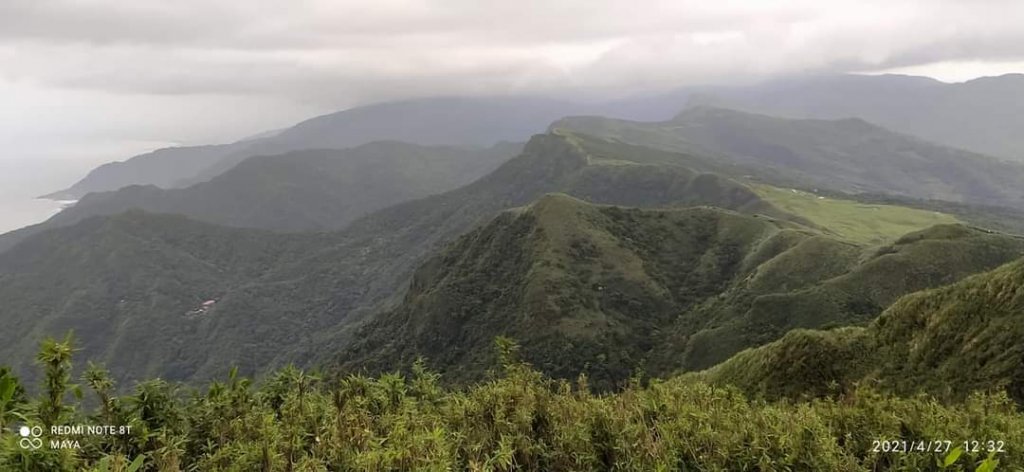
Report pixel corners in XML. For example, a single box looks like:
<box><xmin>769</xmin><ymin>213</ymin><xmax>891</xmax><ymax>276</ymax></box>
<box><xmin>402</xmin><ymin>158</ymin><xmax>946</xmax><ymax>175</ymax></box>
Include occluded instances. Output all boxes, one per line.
<box><xmin>2</xmin><ymin>0</ymin><xmax>1024</xmax><ymax>174</ymax></box>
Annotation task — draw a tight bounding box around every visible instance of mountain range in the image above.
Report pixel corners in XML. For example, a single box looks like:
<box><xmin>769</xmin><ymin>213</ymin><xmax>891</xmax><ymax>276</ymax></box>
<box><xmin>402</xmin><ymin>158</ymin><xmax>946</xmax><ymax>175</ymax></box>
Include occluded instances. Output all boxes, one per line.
<box><xmin>0</xmin><ymin>141</ymin><xmax>520</xmax><ymax>253</ymax></box>
<box><xmin>553</xmin><ymin>106</ymin><xmax>1024</xmax><ymax>209</ymax></box>
<box><xmin>340</xmin><ymin>195</ymin><xmax>1024</xmax><ymax>388</ymax></box>
<box><xmin>43</xmin><ymin>73</ymin><xmax>1024</xmax><ymax>205</ymax></box>
<box><xmin>5</xmin><ymin>126</ymin><xmax>1023</xmax><ymax>394</ymax></box>
<box><xmin>4</xmin><ymin>75</ymin><xmax>1024</xmax><ymax>417</ymax></box>
<box><xmin>687</xmin><ymin>73</ymin><xmax>1024</xmax><ymax>162</ymax></box>
<box><xmin>0</xmin><ymin>132</ymin><xmax>799</xmax><ymax>385</ymax></box>
<box><xmin>42</xmin><ymin>96</ymin><xmax>597</xmax><ymax>200</ymax></box>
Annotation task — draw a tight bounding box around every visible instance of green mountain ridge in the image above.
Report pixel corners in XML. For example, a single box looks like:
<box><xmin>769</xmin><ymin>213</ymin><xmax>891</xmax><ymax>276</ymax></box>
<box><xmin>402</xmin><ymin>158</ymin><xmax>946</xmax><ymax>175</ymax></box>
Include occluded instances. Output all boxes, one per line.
<box><xmin>0</xmin><ymin>141</ymin><xmax>521</xmax><ymax>254</ymax></box>
<box><xmin>339</xmin><ymin>195</ymin><xmax>1024</xmax><ymax>388</ymax></box>
<box><xmin>552</xmin><ymin>106</ymin><xmax>1024</xmax><ymax>210</ymax></box>
<box><xmin>701</xmin><ymin>255</ymin><xmax>1024</xmax><ymax>404</ymax></box>
<box><xmin>0</xmin><ymin>132</ymin><xmax>796</xmax><ymax>386</ymax></box>
<box><xmin>675</xmin><ymin>223</ymin><xmax>1024</xmax><ymax>371</ymax></box>
<box><xmin>270</xmin><ymin>132</ymin><xmax>800</xmax><ymax>368</ymax></box>
<box><xmin>340</xmin><ymin>195</ymin><xmax>813</xmax><ymax>387</ymax></box>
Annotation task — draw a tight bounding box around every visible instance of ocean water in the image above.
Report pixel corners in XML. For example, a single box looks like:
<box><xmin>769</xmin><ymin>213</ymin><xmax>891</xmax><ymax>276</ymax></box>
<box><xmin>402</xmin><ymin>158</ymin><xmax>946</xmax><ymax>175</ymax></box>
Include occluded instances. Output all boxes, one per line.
<box><xmin>0</xmin><ymin>197</ymin><xmax>65</xmax><ymax>234</ymax></box>
<box><xmin>0</xmin><ymin>158</ymin><xmax>95</xmax><ymax>235</ymax></box>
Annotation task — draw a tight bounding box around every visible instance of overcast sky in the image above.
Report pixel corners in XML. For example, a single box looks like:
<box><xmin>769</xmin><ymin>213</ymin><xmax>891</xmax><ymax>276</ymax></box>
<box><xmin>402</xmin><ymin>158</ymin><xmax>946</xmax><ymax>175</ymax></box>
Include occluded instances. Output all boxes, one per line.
<box><xmin>2</xmin><ymin>0</ymin><xmax>1024</xmax><ymax>169</ymax></box>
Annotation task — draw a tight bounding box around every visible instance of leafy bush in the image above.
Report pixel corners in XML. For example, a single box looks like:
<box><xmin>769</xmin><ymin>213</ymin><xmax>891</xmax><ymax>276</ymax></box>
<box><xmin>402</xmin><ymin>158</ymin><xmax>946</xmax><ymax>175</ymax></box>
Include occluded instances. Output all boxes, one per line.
<box><xmin>1</xmin><ymin>337</ymin><xmax>1019</xmax><ymax>471</ymax></box>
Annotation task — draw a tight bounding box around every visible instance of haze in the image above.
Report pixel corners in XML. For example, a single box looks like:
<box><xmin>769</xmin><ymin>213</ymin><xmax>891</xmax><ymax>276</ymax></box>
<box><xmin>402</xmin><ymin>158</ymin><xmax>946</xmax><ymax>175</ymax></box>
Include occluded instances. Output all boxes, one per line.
<box><xmin>3</xmin><ymin>0</ymin><xmax>1024</xmax><ymax>168</ymax></box>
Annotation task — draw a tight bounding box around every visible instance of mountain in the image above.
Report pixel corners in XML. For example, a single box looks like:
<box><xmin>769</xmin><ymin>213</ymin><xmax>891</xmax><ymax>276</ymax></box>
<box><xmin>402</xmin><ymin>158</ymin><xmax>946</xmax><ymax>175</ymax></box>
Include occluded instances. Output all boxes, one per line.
<box><xmin>747</xmin><ymin>185</ymin><xmax>961</xmax><ymax>245</ymax></box>
<box><xmin>42</xmin><ymin>73</ymin><xmax>1024</xmax><ymax>201</ymax></box>
<box><xmin>9</xmin><ymin>130</ymin><xmax>1018</xmax><ymax>389</ymax></box>
<box><xmin>44</xmin><ymin>96</ymin><xmax>595</xmax><ymax>200</ymax></box>
<box><xmin>552</xmin><ymin>106</ymin><xmax>1024</xmax><ymax>209</ymax></box>
<box><xmin>339</xmin><ymin>195</ymin><xmax>819</xmax><ymax>386</ymax></box>
<box><xmin>702</xmin><ymin>255</ymin><xmax>1024</xmax><ymax>404</ymax></box>
<box><xmin>686</xmin><ymin>73</ymin><xmax>1024</xmax><ymax>162</ymax></box>
<box><xmin>339</xmin><ymin>195</ymin><xmax>1024</xmax><ymax>388</ymax></box>
<box><xmin>0</xmin><ymin>211</ymin><xmax>338</xmax><ymax>386</ymax></box>
<box><xmin>0</xmin><ymin>132</ymin><xmax>792</xmax><ymax>385</ymax></box>
<box><xmin>2</xmin><ymin>141</ymin><xmax>520</xmax><ymax>253</ymax></box>
<box><xmin>40</xmin><ymin>144</ymin><xmax>242</xmax><ymax>200</ymax></box>
<box><xmin>266</xmin><ymin>132</ymin><xmax>799</xmax><ymax>367</ymax></box>
<box><xmin>674</xmin><ymin>223</ymin><xmax>1024</xmax><ymax>371</ymax></box>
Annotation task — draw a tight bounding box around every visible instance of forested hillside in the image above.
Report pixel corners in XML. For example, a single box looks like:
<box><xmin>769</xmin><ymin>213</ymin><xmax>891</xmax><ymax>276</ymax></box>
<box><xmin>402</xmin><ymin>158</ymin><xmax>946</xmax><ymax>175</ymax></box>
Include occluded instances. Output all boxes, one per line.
<box><xmin>0</xmin><ymin>133</ymin><xmax>799</xmax><ymax>386</ymax></box>
<box><xmin>0</xmin><ymin>212</ymin><xmax>340</xmax><ymax>385</ymax></box>
<box><xmin>702</xmin><ymin>256</ymin><xmax>1024</xmax><ymax>404</ymax></box>
<box><xmin>341</xmin><ymin>196</ymin><xmax>1024</xmax><ymax>387</ymax></box>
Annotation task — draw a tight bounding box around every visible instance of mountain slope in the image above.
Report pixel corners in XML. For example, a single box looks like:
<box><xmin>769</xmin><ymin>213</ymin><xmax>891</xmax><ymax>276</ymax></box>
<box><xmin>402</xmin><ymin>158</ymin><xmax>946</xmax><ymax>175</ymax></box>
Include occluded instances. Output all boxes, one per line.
<box><xmin>284</xmin><ymin>132</ymin><xmax>796</xmax><ymax>364</ymax></box>
<box><xmin>6</xmin><ymin>132</ymin><xmax>1022</xmax><ymax>390</ymax></box>
<box><xmin>0</xmin><ymin>133</ymin><xmax>791</xmax><ymax>385</ymax></box>
<box><xmin>686</xmin><ymin>73</ymin><xmax>1024</xmax><ymax>162</ymax></box>
<box><xmin>42</xmin><ymin>73</ymin><xmax>1024</xmax><ymax>200</ymax></box>
<box><xmin>340</xmin><ymin>196</ymin><xmax>820</xmax><ymax>387</ymax></box>
<box><xmin>45</xmin><ymin>96</ymin><xmax>594</xmax><ymax>199</ymax></box>
<box><xmin>0</xmin><ymin>211</ymin><xmax>337</xmax><ymax>386</ymax></box>
<box><xmin>702</xmin><ymin>256</ymin><xmax>1024</xmax><ymax>403</ymax></box>
<box><xmin>0</xmin><ymin>141</ymin><xmax>520</xmax><ymax>253</ymax></box>
<box><xmin>749</xmin><ymin>185</ymin><xmax>960</xmax><ymax>245</ymax></box>
<box><xmin>553</xmin><ymin>107</ymin><xmax>1024</xmax><ymax>209</ymax></box>
<box><xmin>39</xmin><ymin>144</ymin><xmax>242</xmax><ymax>200</ymax></box>
<box><xmin>339</xmin><ymin>196</ymin><xmax>1024</xmax><ymax>388</ymax></box>
<box><xmin>675</xmin><ymin>223</ymin><xmax>1024</xmax><ymax>370</ymax></box>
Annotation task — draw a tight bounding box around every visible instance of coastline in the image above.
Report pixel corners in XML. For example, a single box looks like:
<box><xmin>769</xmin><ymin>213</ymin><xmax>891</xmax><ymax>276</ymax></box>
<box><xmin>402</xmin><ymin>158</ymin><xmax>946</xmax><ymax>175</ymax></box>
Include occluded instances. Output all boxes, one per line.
<box><xmin>0</xmin><ymin>197</ymin><xmax>67</xmax><ymax>234</ymax></box>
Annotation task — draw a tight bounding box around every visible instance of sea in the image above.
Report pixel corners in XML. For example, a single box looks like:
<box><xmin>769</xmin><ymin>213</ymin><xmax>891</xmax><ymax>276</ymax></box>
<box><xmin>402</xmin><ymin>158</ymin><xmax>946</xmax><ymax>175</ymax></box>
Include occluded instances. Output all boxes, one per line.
<box><xmin>0</xmin><ymin>159</ymin><xmax>94</xmax><ymax>235</ymax></box>
<box><xmin>0</xmin><ymin>197</ymin><xmax>67</xmax><ymax>234</ymax></box>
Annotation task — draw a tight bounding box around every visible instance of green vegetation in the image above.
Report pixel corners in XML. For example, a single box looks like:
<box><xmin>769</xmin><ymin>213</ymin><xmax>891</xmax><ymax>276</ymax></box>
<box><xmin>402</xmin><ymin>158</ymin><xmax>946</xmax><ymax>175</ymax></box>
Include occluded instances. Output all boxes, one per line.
<box><xmin>2</xmin><ymin>141</ymin><xmax>521</xmax><ymax>252</ymax></box>
<box><xmin>10</xmin><ymin>78</ymin><xmax>1024</xmax><ymax>471</ymax></box>
<box><xmin>3</xmin><ymin>131</ymin><xmax>1021</xmax><ymax>397</ymax></box>
<box><xmin>0</xmin><ymin>133</ymin><xmax>793</xmax><ymax>387</ymax></box>
<box><xmin>4</xmin><ymin>95</ymin><xmax>1024</xmax><ymax>470</ymax></box>
<box><xmin>0</xmin><ymin>211</ymin><xmax>343</xmax><ymax>387</ymax></box>
<box><xmin>702</xmin><ymin>257</ymin><xmax>1024</xmax><ymax>405</ymax></box>
<box><xmin>675</xmin><ymin>222</ymin><xmax>1024</xmax><ymax>371</ymax></box>
<box><xmin>341</xmin><ymin>195</ymin><xmax>1024</xmax><ymax>387</ymax></box>
<box><xmin>2</xmin><ymin>337</ymin><xmax>1020</xmax><ymax>471</ymax></box>
<box><xmin>342</xmin><ymin>194</ymin><xmax>808</xmax><ymax>387</ymax></box>
<box><xmin>752</xmin><ymin>184</ymin><xmax>960</xmax><ymax>245</ymax></box>
<box><xmin>835</xmin><ymin>192</ymin><xmax>1024</xmax><ymax>237</ymax></box>
<box><xmin>552</xmin><ymin>106</ymin><xmax>1024</xmax><ymax>210</ymax></box>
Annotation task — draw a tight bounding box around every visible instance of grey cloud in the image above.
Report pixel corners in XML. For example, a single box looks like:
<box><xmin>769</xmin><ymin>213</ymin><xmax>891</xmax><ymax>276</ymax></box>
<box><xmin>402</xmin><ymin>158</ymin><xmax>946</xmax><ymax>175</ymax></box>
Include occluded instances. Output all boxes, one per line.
<box><xmin>2</xmin><ymin>0</ymin><xmax>1021</xmax><ymax>104</ymax></box>
<box><xmin>2</xmin><ymin>0</ymin><xmax>1024</xmax><ymax>164</ymax></box>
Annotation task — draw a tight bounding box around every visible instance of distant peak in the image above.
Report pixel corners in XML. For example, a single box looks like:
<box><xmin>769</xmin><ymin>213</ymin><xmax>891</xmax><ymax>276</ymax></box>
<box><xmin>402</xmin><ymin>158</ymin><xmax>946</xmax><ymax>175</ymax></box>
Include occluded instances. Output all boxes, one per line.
<box><xmin>961</xmin><ymin>73</ymin><xmax>1024</xmax><ymax>86</ymax></box>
